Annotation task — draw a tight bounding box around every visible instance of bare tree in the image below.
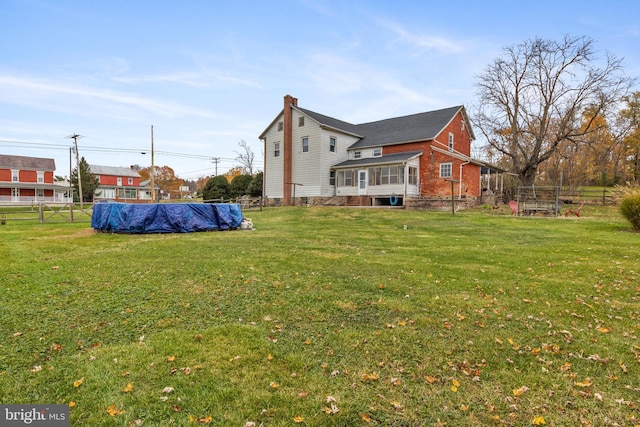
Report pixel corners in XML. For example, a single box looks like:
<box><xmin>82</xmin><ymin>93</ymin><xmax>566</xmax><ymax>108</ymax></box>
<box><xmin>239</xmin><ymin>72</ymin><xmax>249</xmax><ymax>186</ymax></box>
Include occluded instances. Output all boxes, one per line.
<box><xmin>473</xmin><ymin>35</ymin><xmax>634</xmax><ymax>187</ymax></box>
<box><xmin>234</xmin><ymin>140</ymin><xmax>255</xmax><ymax>175</ymax></box>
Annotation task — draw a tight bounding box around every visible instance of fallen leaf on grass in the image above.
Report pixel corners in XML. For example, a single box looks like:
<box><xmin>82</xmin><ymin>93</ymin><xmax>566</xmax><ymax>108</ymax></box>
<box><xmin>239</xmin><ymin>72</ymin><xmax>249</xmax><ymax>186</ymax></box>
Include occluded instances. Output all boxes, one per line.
<box><xmin>362</xmin><ymin>373</ymin><xmax>379</xmax><ymax>381</ymax></box>
<box><xmin>68</xmin><ymin>401</ymin><xmax>76</xmax><ymax>408</ymax></box>
<box><xmin>106</xmin><ymin>404</ymin><xmax>125</xmax><ymax>416</ymax></box>
<box><xmin>532</xmin><ymin>415</ymin><xmax>546</xmax><ymax>425</ymax></box>
<box><xmin>596</xmin><ymin>326</ymin><xmax>611</xmax><ymax>333</ymax></box>
<box><xmin>269</xmin><ymin>382</ymin><xmax>279</xmax><ymax>389</ymax></box>
<box><xmin>162</xmin><ymin>386</ymin><xmax>174</xmax><ymax>394</ymax></box>
<box><xmin>322</xmin><ymin>403</ymin><xmax>339</xmax><ymax>415</ymax></box>
<box><xmin>513</xmin><ymin>385</ymin><xmax>529</xmax><ymax>397</ymax></box>
<box><xmin>195</xmin><ymin>415</ymin><xmax>212</xmax><ymax>424</ymax></box>
<box><xmin>574</xmin><ymin>378</ymin><xmax>592</xmax><ymax>387</ymax></box>
<box><xmin>31</xmin><ymin>366</ymin><xmax>42</xmax><ymax>372</ymax></box>
<box><xmin>166</xmin><ymin>356</ymin><xmax>176</xmax><ymax>362</ymax></box>
<box><xmin>122</xmin><ymin>383</ymin><xmax>134</xmax><ymax>393</ymax></box>
<box><xmin>73</xmin><ymin>377</ymin><xmax>84</xmax><ymax>388</ymax></box>
<box><xmin>361</xmin><ymin>413</ymin><xmax>372</xmax><ymax>423</ymax></box>
<box><xmin>425</xmin><ymin>375</ymin><xmax>438</xmax><ymax>384</ymax></box>
<box><xmin>293</xmin><ymin>416</ymin><xmax>304</xmax><ymax>423</ymax></box>
<box><xmin>13</xmin><ymin>332</ymin><xmax>23</xmax><ymax>337</ymax></box>
<box><xmin>391</xmin><ymin>401</ymin><xmax>403</xmax><ymax>409</ymax></box>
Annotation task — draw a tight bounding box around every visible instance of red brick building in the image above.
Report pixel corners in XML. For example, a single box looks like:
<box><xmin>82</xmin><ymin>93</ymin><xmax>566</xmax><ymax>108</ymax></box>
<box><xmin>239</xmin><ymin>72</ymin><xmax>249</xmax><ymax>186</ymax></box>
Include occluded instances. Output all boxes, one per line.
<box><xmin>260</xmin><ymin>95</ymin><xmax>493</xmax><ymax>207</ymax></box>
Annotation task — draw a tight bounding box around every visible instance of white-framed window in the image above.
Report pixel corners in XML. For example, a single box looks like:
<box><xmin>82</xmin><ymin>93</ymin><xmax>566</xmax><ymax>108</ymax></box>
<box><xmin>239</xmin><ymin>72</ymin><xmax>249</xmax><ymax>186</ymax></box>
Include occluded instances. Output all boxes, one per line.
<box><xmin>440</xmin><ymin>162</ymin><xmax>452</xmax><ymax>178</ymax></box>
<box><xmin>353</xmin><ymin>151</ymin><xmax>361</xmax><ymax>159</ymax></box>
<box><xmin>367</xmin><ymin>166</ymin><xmax>405</xmax><ymax>186</ymax></box>
<box><xmin>298</xmin><ymin>116</ymin><xmax>305</xmax><ymax>127</ymax></box>
<box><xmin>448</xmin><ymin>133</ymin><xmax>454</xmax><ymax>151</ymax></box>
<box><xmin>128</xmin><ymin>177</ymin><xmax>133</xmax><ymax>185</ymax></box>
<box><xmin>37</xmin><ymin>171</ymin><xmax>44</xmax><ymax>183</ymax></box>
<box><xmin>97</xmin><ymin>175</ymin><xmax>102</xmax><ymax>184</ymax></box>
<box><xmin>11</xmin><ymin>170</ymin><xmax>19</xmax><ymax>182</ymax></box>
<box><xmin>461</xmin><ymin>120</ymin><xmax>466</xmax><ymax>131</ymax></box>
<box><xmin>337</xmin><ymin>169</ymin><xmax>354</xmax><ymax>187</ymax></box>
<box><xmin>274</xmin><ymin>142</ymin><xmax>280</xmax><ymax>157</ymax></box>
<box><xmin>408</xmin><ymin>167</ymin><xmax>418</xmax><ymax>185</ymax></box>
<box><xmin>373</xmin><ymin>148</ymin><xmax>382</xmax><ymax>157</ymax></box>
<box><xmin>277</xmin><ymin>121</ymin><xmax>283</xmax><ymax>131</ymax></box>
<box><xmin>329</xmin><ymin>137</ymin><xmax>336</xmax><ymax>152</ymax></box>
<box><xmin>302</xmin><ymin>137</ymin><xmax>309</xmax><ymax>153</ymax></box>
<box><xmin>329</xmin><ymin>170</ymin><xmax>335</xmax><ymax>186</ymax></box>
<box><xmin>117</xmin><ymin>177</ymin><xmax>123</xmax><ymax>186</ymax></box>
<box><xmin>37</xmin><ymin>189</ymin><xmax>44</xmax><ymax>199</ymax></box>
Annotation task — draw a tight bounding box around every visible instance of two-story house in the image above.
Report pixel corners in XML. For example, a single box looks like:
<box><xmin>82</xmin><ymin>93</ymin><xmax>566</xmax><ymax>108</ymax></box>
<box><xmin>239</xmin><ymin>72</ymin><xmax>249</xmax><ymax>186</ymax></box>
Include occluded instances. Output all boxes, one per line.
<box><xmin>259</xmin><ymin>95</ymin><xmax>491</xmax><ymax>207</ymax></box>
<box><xmin>90</xmin><ymin>165</ymin><xmax>146</xmax><ymax>202</ymax></box>
<box><xmin>0</xmin><ymin>154</ymin><xmax>70</xmax><ymax>204</ymax></box>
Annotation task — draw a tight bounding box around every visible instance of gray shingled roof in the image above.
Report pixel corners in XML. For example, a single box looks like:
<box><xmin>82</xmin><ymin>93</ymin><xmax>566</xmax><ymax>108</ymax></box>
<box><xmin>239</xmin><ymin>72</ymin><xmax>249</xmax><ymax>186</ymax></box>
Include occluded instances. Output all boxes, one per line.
<box><xmin>295</xmin><ymin>105</ymin><xmax>465</xmax><ymax>149</ymax></box>
<box><xmin>89</xmin><ymin>164</ymin><xmax>140</xmax><ymax>177</ymax></box>
<box><xmin>332</xmin><ymin>151</ymin><xmax>423</xmax><ymax>169</ymax></box>
<box><xmin>0</xmin><ymin>154</ymin><xmax>56</xmax><ymax>171</ymax></box>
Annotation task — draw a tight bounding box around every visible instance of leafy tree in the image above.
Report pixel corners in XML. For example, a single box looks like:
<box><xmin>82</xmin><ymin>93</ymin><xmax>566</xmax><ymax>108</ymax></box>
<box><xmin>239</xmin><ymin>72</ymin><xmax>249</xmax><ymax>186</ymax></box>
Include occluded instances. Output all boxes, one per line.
<box><xmin>474</xmin><ymin>35</ymin><xmax>634</xmax><ymax>187</ymax></box>
<box><xmin>621</xmin><ymin>92</ymin><xmax>640</xmax><ymax>181</ymax></box>
<box><xmin>71</xmin><ymin>156</ymin><xmax>99</xmax><ymax>202</ymax></box>
<box><xmin>202</xmin><ymin>175</ymin><xmax>231</xmax><ymax>201</ymax></box>
<box><xmin>247</xmin><ymin>171</ymin><xmax>263</xmax><ymax>197</ymax></box>
<box><xmin>223</xmin><ymin>166</ymin><xmax>244</xmax><ymax>183</ymax></box>
<box><xmin>139</xmin><ymin>165</ymin><xmax>183</xmax><ymax>199</ymax></box>
<box><xmin>230</xmin><ymin>174</ymin><xmax>253</xmax><ymax>197</ymax></box>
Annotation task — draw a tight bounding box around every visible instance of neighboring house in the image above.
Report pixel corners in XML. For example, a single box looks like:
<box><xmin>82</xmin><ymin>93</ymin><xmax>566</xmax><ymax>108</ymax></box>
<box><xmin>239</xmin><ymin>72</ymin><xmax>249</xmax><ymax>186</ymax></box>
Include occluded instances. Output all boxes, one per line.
<box><xmin>0</xmin><ymin>154</ymin><xmax>71</xmax><ymax>204</ymax></box>
<box><xmin>259</xmin><ymin>95</ymin><xmax>495</xmax><ymax>207</ymax></box>
<box><xmin>90</xmin><ymin>164</ymin><xmax>144</xmax><ymax>202</ymax></box>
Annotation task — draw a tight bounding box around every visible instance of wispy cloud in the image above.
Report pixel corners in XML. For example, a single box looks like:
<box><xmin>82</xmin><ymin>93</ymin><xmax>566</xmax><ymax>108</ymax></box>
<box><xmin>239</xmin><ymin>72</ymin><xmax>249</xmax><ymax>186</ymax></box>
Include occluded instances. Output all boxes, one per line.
<box><xmin>112</xmin><ymin>70</ymin><xmax>262</xmax><ymax>89</ymax></box>
<box><xmin>379</xmin><ymin>20</ymin><xmax>464</xmax><ymax>53</ymax></box>
<box><xmin>0</xmin><ymin>74</ymin><xmax>218</xmax><ymax>120</ymax></box>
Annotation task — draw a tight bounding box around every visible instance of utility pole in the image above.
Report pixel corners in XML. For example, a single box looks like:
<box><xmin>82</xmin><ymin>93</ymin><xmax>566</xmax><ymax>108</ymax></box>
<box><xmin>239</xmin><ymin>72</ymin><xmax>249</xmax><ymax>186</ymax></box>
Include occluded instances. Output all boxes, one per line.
<box><xmin>150</xmin><ymin>125</ymin><xmax>155</xmax><ymax>202</ymax></box>
<box><xmin>68</xmin><ymin>133</ymin><xmax>83</xmax><ymax>207</ymax></box>
<box><xmin>212</xmin><ymin>157</ymin><xmax>220</xmax><ymax>176</ymax></box>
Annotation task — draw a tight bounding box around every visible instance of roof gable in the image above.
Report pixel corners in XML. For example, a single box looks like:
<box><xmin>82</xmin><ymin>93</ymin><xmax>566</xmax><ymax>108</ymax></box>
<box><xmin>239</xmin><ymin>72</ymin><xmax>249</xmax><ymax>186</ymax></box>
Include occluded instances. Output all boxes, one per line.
<box><xmin>350</xmin><ymin>106</ymin><xmax>465</xmax><ymax>149</ymax></box>
<box><xmin>0</xmin><ymin>154</ymin><xmax>56</xmax><ymax>171</ymax></box>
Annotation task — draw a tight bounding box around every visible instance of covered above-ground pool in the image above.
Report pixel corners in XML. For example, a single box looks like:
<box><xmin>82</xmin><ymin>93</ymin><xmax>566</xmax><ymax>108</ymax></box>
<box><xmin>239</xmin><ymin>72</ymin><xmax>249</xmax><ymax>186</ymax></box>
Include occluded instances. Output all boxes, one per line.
<box><xmin>91</xmin><ymin>203</ymin><xmax>243</xmax><ymax>233</ymax></box>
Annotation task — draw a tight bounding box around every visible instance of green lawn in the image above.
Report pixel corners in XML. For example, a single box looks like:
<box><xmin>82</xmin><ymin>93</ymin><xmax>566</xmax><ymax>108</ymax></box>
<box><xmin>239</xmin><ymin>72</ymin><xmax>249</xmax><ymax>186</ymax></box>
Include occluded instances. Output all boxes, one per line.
<box><xmin>0</xmin><ymin>206</ymin><xmax>638</xmax><ymax>426</ymax></box>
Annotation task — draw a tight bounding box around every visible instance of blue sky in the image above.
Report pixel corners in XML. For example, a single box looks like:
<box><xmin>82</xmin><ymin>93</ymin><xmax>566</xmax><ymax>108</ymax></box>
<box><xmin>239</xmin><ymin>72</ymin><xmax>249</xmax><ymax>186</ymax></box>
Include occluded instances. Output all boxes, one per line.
<box><xmin>1</xmin><ymin>0</ymin><xmax>638</xmax><ymax>179</ymax></box>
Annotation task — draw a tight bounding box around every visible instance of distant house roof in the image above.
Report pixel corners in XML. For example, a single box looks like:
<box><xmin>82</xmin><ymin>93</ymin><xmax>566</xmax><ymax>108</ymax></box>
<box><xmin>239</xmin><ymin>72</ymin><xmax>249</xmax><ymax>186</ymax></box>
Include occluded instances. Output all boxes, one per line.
<box><xmin>290</xmin><ymin>105</ymin><xmax>474</xmax><ymax>150</ymax></box>
<box><xmin>89</xmin><ymin>165</ymin><xmax>140</xmax><ymax>178</ymax></box>
<box><xmin>332</xmin><ymin>151</ymin><xmax>423</xmax><ymax>169</ymax></box>
<box><xmin>0</xmin><ymin>154</ymin><xmax>56</xmax><ymax>171</ymax></box>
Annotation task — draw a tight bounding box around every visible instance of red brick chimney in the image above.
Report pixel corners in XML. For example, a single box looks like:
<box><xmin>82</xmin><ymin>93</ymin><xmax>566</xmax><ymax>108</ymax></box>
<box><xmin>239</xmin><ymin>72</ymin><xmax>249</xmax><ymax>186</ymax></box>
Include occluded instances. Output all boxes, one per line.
<box><xmin>283</xmin><ymin>95</ymin><xmax>297</xmax><ymax>206</ymax></box>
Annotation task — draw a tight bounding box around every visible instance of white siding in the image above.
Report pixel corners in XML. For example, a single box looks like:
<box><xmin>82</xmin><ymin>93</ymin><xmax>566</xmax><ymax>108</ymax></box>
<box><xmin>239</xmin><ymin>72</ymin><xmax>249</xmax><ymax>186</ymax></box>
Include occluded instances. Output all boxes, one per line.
<box><xmin>263</xmin><ymin>113</ymin><xmax>285</xmax><ymax>199</ymax></box>
<box><xmin>290</xmin><ymin>110</ymin><xmax>322</xmax><ymax>197</ymax></box>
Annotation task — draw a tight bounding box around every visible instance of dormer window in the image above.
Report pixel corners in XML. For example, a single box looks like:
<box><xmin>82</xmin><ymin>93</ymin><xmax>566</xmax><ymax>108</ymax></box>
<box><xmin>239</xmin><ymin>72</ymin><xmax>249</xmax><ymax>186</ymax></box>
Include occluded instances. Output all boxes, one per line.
<box><xmin>354</xmin><ymin>151</ymin><xmax>361</xmax><ymax>159</ymax></box>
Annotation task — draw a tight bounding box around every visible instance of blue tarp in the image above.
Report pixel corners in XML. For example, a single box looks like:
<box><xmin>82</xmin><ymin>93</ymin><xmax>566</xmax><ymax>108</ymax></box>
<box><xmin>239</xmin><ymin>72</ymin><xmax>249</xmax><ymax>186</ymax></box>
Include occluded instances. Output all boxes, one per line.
<box><xmin>91</xmin><ymin>203</ymin><xmax>243</xmax><ymax>233</ymax></box>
